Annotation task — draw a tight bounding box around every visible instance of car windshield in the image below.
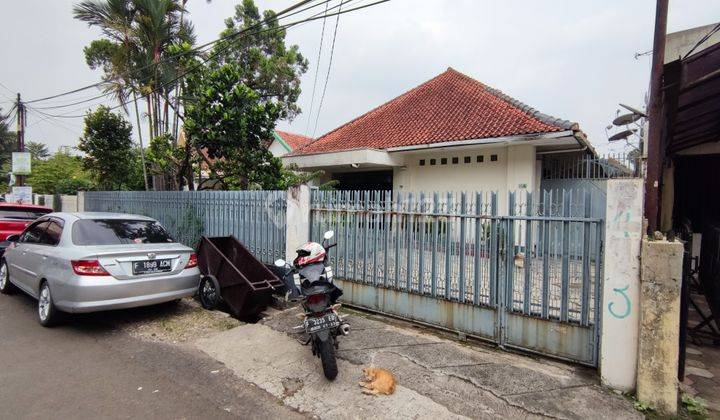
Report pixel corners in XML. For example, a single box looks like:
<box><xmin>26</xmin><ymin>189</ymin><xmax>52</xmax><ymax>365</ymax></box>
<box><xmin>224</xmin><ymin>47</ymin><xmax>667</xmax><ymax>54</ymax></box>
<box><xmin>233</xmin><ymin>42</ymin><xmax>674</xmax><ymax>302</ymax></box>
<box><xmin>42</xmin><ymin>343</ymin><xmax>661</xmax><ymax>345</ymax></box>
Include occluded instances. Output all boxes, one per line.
<box><xmin>0</xmin><ymin>208</ymin><xmax>52</xmax><ymax>220</ymax></box>
<box><xmin>72</xmin><ymin>219</ymin><xmax>175</xmax><ymax>246</ymax></box>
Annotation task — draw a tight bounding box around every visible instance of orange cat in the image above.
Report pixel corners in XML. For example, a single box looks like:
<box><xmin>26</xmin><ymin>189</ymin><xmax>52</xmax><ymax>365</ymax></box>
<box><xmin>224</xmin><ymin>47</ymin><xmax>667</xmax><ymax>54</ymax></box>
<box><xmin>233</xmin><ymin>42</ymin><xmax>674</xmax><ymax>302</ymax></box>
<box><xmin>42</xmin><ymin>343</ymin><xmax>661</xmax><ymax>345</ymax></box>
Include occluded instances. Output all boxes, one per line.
<box><xmin>359</xmin><ymin>367</ymin><xmax>396</xmax><ymax>396</ymax></box>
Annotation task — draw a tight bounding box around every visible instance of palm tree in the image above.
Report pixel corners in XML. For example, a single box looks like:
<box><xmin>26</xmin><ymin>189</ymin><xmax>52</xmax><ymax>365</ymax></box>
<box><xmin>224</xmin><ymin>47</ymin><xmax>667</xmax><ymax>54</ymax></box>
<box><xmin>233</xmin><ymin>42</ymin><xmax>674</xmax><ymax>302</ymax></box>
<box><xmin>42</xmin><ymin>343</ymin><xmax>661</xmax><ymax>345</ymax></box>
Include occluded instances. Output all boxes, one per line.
<box><xmin>73</xmin><ymin>0</ymin><xmax>196</xmax><ymax>189</ymax></box>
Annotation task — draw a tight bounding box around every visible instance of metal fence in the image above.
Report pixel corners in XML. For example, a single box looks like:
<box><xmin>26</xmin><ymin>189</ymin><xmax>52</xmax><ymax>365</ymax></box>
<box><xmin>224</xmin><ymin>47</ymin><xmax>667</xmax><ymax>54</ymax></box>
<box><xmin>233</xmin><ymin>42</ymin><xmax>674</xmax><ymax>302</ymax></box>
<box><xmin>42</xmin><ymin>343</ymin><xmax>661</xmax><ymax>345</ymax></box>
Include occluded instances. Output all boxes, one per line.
<box><xmin>84</xmin><ymin>191</ymin><xmax>286</xmax><ymax>264</ymax></box>
<box><xmin>542</xmin><ymin>153</ymin><xmax>642</xmax><ymax>179</ymax></box>
<box><xmin>310</xmin><ymin>188</ymin><xmax>604</xmax><ymax>365</ymax></box>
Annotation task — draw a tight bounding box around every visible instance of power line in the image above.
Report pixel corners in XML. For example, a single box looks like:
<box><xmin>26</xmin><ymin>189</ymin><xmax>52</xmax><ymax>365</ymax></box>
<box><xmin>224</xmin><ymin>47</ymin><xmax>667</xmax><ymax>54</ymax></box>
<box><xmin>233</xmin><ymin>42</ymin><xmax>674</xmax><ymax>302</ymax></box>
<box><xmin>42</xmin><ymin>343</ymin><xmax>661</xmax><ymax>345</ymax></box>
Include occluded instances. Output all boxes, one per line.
<box><xmin>312</xmin><ymin>0</ymin><xmax>344</xmax><ymax>137</ymax></box>
<box><xmin>25</xmin><ymin>1</ymin><xmax>354</xmax><ymax>127</ymax></box>
<box><xmin>24</xmin><ymin>0</ymin><xmax>322</xmax><ymax>105</ymax></box>
<box><xmin>304</xmin><ymin>0</ymin><xmax>331</xmax><ymax>136</ymax></box>
<box><xmin>683</xmin><ymin>22</ymin><xmax>720</xmax><ymax>59</ymax></box>
<box><xmin>104</xmin><ymin>0</ymin><xmax>389</xmax><ymax>115</ymax></box>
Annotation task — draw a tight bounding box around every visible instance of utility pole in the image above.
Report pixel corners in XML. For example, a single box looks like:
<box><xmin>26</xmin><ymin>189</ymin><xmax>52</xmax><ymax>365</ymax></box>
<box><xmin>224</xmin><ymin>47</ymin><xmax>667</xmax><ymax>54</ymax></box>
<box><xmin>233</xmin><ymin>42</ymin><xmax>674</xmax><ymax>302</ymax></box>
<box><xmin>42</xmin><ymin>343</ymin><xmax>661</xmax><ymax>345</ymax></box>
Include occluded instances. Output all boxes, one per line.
<box><xmin>15</xmin><ymin>93</ymin><xmax>25</xmax><ymax>187</ymax></box>
<box><xmin>644</xmin><ymin>0</ymin><xmax>669</xmax><ymax>234</ymax></box>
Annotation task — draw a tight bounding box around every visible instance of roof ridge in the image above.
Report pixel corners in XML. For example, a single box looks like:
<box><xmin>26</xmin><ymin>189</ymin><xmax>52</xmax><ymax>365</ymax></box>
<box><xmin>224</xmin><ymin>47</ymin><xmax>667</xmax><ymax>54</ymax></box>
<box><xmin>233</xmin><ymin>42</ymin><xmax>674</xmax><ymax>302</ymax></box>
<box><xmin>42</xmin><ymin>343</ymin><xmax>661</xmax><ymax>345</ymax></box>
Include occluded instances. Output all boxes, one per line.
<box><xmin>481</xmin><ymin>84</ymin><xmax>577</xmax><ymax>131</ymax></box>
<box><xmin>291</xmin><ymin>69</ymin><xmax>458</xmax><ymax>155</ymax></box>
<box><xmin>275</xmin><ymin>129</ymin><xmax>312</xmax><ymax>140</ymax></box>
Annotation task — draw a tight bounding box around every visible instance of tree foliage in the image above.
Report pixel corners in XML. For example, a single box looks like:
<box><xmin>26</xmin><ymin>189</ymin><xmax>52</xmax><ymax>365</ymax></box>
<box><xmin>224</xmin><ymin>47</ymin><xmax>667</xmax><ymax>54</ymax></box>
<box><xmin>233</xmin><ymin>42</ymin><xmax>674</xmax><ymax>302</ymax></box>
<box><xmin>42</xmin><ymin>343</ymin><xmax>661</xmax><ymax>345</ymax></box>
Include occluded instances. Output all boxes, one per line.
<box><xmin>25</xmin><ymin>151</ymin><xmax>95</xmax><ymax>195</ymax></box>
<box><xmin>26</xmin><ymin>141</ymin><xmax>50</xmax><ymax>160</ymax></box>
<box><xmin>78</xmin><ymin>106</ymin><xmax>143</xmax><ymax>190</ymax></box>
<box><xmin>214</xmin><ymin>0</ymin><xmax>308</xmax><ymax>121</ymax></box>
<box><xmin>184</xmin><ymin>63</ymin><xmax>283</xmax><ymax>189</ymax></box>
<box><xmin>0</xmin><ymin>107</ymin><xmax>16</xmax><ymax>172</ymax></box>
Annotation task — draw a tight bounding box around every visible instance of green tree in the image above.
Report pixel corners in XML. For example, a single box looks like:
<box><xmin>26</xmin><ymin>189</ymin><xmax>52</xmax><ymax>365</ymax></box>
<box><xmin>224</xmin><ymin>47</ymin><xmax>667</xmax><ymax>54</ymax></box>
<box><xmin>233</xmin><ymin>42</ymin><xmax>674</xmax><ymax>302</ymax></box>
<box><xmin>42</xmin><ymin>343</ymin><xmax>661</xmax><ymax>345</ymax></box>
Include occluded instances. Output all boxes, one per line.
<box><xmin>26</xmin><ymin>151</ymin><xmax>95</xmax><ymax>195</ymax></box>
<box><xmin>78</xmin><ymin>106</ymin><xmax>143</xmax><ymax>190</ymax></box>
<box><xmin>184</xmin><ymin>63</ymin><xmax>285</xmax><ymax>189</ymax></box>
<box><xmin>26</xmin><ymin>141</ymin><xmax>50</xmax><ymax>160</ymax></box>
<box><xmin>214</xmin><ymin>0</ymin><xmax>308</xmax><ymax>120</ymax></box>
<box><xmin>74</xmin><ymin>0</ymin><xmax>197</xmax><ymax>189</ymax></box>
<box><xmin>0</xmin><ymin>108</ymin><xmax>17</xmax><ymax>183</ymax></box>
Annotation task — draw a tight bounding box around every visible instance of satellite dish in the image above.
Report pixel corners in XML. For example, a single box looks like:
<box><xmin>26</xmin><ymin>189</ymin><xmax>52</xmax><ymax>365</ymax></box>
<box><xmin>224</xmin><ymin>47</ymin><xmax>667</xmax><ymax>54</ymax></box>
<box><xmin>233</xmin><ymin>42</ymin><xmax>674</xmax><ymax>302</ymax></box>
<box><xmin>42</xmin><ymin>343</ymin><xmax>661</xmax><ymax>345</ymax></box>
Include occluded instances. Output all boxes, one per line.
<box><xmin>613</xmin><ymin>113</ymin><xmax>642</xmax><ymax>126</ymax></box>
<box><xmin>608</xmin><ymin>129</ymin><xmax>637</xmax><ymax>142</ymax></box>
<box><xmin>619</xmin><ymin>103</ymin><xmax>647</xmax><ymax>118</ymax></box>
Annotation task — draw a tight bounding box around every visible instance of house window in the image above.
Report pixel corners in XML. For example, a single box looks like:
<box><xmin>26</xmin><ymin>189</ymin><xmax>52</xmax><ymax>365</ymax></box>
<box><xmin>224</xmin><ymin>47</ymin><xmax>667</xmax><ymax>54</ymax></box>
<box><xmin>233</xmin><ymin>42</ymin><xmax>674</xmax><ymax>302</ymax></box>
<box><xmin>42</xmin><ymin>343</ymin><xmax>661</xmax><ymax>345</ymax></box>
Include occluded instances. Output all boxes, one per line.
<box><xmin>477</xmin><ymin>155</ymin><xmax>484</xmax><ymax>163</ymax></box>
<box><xmin>419</xmin><ymin>159</ymin><xmax>425</xmax><ymax>166</ymax></box>
<box><xmin>491</xmin><ymin>154</ymin><xmax>498</xmax><ymax>162</ymax></box>
<box><xmin>430</xmin><ymin>159</ymin><xmax>436</xmax><ymax>166</ymax></box>
<box><xmin>441</xmin><ymin>158</ymin><xmax>447</xmax><ymax>165</ymax></box>
<box><xmin>452</xmin><ymin>157</ymin><xmax>459</xmax><ymax>164</ymax></box>
<box><xmin>464</xmin><ymin>156</ymin><xmax>471</xmax><ymax>164</ymax></box>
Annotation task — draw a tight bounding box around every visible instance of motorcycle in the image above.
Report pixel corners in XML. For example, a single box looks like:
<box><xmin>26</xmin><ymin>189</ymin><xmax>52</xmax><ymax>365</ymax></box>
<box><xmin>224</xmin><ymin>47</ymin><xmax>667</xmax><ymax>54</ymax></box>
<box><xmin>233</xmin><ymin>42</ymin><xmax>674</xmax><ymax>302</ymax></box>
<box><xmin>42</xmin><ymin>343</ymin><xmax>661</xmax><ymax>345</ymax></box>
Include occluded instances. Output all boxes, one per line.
<box><xmin>274</xmin><ymin>230</ymin><xmax>349</xmax><ymax>380</ymax></box>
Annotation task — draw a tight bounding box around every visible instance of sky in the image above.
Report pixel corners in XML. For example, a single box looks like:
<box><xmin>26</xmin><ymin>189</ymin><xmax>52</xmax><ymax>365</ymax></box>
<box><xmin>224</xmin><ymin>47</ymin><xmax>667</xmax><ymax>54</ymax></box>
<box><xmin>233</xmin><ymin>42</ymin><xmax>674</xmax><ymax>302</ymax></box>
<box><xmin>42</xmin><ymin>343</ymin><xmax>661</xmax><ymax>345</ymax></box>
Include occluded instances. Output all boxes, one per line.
<box><xmin>1</xmin><ymin>0</ymin><xmax>719</xmax><ymax>156</ymax></box>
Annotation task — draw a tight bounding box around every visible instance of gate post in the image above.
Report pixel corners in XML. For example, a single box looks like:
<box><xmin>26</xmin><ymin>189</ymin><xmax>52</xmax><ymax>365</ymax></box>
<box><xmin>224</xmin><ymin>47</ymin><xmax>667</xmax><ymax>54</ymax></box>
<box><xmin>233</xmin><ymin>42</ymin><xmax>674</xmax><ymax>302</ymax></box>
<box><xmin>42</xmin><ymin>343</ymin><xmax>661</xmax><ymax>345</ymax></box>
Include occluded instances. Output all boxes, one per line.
<box><xmin>599</xmin><ymin>178</ymin><xmax>643</xmax><ymax>391</ymax></box>
<box><xmin>285</xmin><ymin>184</ymin><xmax>311</xmax><ymax>261</ymax></box>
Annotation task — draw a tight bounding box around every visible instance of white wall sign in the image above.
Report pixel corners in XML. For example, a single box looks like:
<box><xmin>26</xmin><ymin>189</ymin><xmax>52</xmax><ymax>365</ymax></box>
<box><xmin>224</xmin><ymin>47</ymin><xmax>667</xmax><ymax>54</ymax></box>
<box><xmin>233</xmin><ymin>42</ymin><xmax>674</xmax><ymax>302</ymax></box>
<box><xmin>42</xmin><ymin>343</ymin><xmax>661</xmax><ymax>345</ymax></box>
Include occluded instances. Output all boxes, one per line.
<box><xmin>11</xmin><ymin>186</ymin><xmax>33</xmax><ymax>204</ymax></box>
<box><xmin>12</xmin><ymin>152</ymin><xmax>31</xmax><ymax>175</ymax></box>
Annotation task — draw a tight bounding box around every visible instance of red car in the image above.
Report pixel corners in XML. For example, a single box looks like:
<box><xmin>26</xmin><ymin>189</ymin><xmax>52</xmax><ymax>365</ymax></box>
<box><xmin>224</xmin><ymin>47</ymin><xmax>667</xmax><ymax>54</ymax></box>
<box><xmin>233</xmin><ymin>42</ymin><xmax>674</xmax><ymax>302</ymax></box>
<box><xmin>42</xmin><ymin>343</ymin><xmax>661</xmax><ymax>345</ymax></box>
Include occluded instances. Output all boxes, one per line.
<box><xmin>0</xmin><ymin>203</ymin><xmax>54</xmax><ymax>243</ymax></box>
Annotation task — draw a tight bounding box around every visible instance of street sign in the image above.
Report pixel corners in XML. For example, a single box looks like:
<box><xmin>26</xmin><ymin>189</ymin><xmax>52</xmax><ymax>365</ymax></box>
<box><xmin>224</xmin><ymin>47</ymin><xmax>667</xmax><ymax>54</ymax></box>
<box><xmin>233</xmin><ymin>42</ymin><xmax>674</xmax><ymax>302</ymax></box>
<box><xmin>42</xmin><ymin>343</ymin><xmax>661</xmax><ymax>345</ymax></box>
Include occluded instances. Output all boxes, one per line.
<box><xmin>12</xmin><ymin>152</ymin><xmax>31</xmax><ymax>175</ymax></box>
<box><xmin>11</xmin><ymin>186</ymin><xmax>32</xmax><ymax>204</ymax></box>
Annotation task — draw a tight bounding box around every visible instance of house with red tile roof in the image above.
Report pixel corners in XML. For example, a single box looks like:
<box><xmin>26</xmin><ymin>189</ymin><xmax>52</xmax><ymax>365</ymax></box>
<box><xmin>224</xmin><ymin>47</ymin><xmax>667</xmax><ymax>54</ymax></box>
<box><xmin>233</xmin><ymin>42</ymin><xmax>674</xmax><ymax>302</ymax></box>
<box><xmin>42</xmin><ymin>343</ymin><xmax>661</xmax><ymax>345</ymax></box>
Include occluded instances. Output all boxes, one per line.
<box><xmin>282</xmin><ymin>68</ymin><xmax>592</xmax><ymax>204</ymax></box>
<box><xmin>269</xmin><ymin>130</ymin><xmax>314</xmax><ymax>157</ymax></box>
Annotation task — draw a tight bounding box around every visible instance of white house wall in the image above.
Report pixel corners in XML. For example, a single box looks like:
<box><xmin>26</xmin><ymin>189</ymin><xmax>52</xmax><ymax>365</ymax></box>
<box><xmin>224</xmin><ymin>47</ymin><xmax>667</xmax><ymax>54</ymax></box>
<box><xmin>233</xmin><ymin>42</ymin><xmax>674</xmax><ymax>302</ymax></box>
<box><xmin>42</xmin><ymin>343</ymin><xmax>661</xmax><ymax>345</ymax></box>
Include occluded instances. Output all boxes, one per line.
<box><xmin>393</xmin><ymin>144</ymin><xmax>538</xmax><ymax>213</ymax></box>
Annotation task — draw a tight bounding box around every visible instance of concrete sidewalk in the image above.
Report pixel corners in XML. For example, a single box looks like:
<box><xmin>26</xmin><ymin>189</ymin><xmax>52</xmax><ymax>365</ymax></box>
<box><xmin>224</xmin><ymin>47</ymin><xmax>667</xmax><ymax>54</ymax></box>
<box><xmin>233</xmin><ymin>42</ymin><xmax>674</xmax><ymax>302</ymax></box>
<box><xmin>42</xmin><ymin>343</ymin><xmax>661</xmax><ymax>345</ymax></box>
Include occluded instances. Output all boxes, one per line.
<box><xmin>196</xmin><ymin>307</ymin><xmax>640</xmax><ymax>419</ymax></box>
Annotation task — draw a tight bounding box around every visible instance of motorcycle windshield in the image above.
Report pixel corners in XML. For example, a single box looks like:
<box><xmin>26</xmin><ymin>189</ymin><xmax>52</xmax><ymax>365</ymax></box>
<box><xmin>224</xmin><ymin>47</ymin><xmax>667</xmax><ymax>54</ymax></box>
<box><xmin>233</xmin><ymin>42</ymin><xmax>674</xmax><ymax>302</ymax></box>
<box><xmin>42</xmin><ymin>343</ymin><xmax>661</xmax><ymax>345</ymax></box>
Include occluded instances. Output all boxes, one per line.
<box><xmin>298</xmin><ymin>263</ymin><xmax>324</xmax><ymax>282</ymax></box>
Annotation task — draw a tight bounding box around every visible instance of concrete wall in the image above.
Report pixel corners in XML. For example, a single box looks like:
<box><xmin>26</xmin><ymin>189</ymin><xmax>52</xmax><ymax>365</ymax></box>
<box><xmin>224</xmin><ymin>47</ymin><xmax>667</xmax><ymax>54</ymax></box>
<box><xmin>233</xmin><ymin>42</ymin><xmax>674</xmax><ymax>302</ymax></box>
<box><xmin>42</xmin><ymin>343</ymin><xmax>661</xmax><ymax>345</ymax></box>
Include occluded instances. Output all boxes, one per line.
<box><xmin>599</xmin><ymin>178</ymin><xmax>644</xmax><ymax>391</ymax></box>
<box><xmin>636</xmin><ymin>239</ymin><xmax>683</xmax><ymax>415</ymax></box>
<box><xmin>269</xmin><ymin>140</ymin><xmax>290</xmax><ymax>157</ymax></box>
<box><xmin>284</xmin><ymin>184</ymin><xmax>310</xmax><ymax>261</ymax></box>
<box><xmin>665</xmin><ymin>22</ymin><xmax>720</xmax><ymax>63</ymax></box>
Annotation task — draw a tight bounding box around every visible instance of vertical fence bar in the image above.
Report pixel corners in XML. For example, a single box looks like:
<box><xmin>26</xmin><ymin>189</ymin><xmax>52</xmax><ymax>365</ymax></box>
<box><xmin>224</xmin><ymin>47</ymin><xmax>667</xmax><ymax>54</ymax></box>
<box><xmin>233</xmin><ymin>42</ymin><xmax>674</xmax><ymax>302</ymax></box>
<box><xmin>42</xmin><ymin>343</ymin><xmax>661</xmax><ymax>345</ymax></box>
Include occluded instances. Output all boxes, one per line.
<box><xmin>459</xmin><ymin>192</ymin><xmax>467</xmax><ymax>302</ymax></box>
<box><xmin>342</xmin><ymin>191</ymin><xmax>351</xmax><ymax>279</ymax></box>
<box><xmin>406</xmin><ymin>193</ymin><xmax>414</xmax><ymax>291</ymax></box>
<box><xmin>418</xmin><ymin>192</ymin><xmax>426</xmax><ymax>294</ymax></box>
<box><xmin>560</xmin><ymin>190</ymin><xmax>571</xmax><ymax>322</ymax></box>
<box><xmin>506</xmin><ymin>192</ymin><xmax>516</xmax><ymax>310</ymax></box>
<box><xmin>372</xmin><ymin>191</ymin><xmax>380</xmax><ymax>285</ymax></box>
<box><xmin>444</xmin><ymin>192</ymin><xmax>453</xmax><ymax>299</ymax></box>
<box><xmin>489</xmin><ymin>192</ymin><xmax>498</xmax><ymax>307</ymax></box>
<box><xmin>542</xmin><ymin>190</ymin><xmax>551</xmax><ymax>318</ymax></box>
<box><xmin>581</xmin><ymin>190</ymin><xmax>592</xmax><ymax>326</ymax></box>
<box><xmin>473</xmin><ymin>192</ymin><xmax>482</xmax><ymax>305</ymax></box>
<box><xmin>523</xmin><ymin>191</ymin><xmax>533</xmax><ymax>315</ymax></box>
<box><xmin>362</xmin><ymin>192</ymin><xmax>370</xmax><ymax>283</ymax></box>
<box><xmin>383</xmin><ymin>191</ymin><xmax>391</xmax><ymax>286</ymax></box>
<box><xmin>431</xmin><ymin>192</ymin><xmax>439</xmax><ymax>297</ymax></box>
<box><xmin>394</xmin><ymin>191</ymin><xmax>402</xmax><ymax>289</ymax></box>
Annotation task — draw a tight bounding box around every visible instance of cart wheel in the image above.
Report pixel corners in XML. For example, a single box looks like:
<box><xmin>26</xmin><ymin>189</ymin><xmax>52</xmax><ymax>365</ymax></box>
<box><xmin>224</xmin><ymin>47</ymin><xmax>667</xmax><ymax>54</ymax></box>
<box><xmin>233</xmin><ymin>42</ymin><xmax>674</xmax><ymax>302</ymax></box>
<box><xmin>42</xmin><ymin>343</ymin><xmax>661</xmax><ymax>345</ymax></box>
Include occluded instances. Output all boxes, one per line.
<box><xmin>199</xmin><ymin>276</ymin><xmax>221</xmax><ymax>310</ymax></box>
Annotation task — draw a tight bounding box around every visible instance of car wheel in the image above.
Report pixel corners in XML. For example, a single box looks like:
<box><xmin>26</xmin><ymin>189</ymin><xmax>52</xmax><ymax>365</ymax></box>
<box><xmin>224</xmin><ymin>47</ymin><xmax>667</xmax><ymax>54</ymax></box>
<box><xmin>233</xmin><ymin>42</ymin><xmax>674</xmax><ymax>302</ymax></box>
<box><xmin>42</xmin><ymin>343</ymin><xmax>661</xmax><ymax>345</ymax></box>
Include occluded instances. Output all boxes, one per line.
<box><xmin>38</xmin><ymin>281</ymin><xmax>62</xmax><ymax>327</ymax></box>
<box><xmin>199</xmin><ymin>276</ymin><xmax>221</xmax><ymax>310</ymax></box>
<box><xmin>0</xmin><ymin>259</ymin><xmax>16</xmax><ymax>295</ymax></box>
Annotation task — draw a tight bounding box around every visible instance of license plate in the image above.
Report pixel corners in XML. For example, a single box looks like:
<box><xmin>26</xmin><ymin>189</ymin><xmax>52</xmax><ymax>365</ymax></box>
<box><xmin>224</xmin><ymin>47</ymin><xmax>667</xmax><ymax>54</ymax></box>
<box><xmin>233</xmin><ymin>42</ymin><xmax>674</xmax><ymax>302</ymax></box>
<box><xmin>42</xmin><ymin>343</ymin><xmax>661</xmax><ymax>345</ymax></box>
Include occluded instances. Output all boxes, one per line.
<box><xmin>304</xmin><ymin>313</ymin><xmax>340</xmax><ymax>334</ymax></box>
<box><xmin>132</xmin><ymin>259</ymin><xmax>172</xmax><ymax>275</ymax></box>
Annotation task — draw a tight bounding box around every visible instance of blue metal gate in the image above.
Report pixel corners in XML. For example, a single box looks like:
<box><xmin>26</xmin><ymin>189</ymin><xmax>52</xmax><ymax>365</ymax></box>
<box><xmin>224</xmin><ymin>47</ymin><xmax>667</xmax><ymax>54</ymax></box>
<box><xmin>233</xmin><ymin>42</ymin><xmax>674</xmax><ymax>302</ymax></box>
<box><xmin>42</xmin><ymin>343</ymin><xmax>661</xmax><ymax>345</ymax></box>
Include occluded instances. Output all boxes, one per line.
<box><xmin>310</xmin><ymin>189</ymin><xmax>604</xmax><ymax>366</ymax></box>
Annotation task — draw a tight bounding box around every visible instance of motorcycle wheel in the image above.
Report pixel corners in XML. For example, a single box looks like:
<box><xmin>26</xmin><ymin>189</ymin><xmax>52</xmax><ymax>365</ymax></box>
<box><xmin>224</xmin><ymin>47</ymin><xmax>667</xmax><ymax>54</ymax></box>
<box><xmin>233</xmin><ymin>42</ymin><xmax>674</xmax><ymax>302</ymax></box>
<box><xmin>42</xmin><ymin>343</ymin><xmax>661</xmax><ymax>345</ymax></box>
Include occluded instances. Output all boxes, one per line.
<box><xmin>317</xmin><ymin>338</ymin><xmax>338</xmax><ymax>380</ymax></box>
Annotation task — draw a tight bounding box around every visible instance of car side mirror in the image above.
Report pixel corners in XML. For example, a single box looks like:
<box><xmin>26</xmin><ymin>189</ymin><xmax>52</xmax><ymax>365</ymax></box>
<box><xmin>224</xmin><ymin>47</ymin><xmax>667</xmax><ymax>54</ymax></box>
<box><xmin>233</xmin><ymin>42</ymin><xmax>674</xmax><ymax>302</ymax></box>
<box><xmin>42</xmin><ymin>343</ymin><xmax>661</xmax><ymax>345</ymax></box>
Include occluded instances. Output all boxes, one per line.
<box><xmin>274</xmin><ymin>259</ymin><xmax>287</xmax><ymax>267</ymax></box>
<box><xmin>6</xmin><ymin>234</ymin><xmax>19</xmax><ymax>243</ymax></box>
<box><xmin>323</xmin><ymin>230</ymin><xmax>334</xmax><ymax>240</ymax></box>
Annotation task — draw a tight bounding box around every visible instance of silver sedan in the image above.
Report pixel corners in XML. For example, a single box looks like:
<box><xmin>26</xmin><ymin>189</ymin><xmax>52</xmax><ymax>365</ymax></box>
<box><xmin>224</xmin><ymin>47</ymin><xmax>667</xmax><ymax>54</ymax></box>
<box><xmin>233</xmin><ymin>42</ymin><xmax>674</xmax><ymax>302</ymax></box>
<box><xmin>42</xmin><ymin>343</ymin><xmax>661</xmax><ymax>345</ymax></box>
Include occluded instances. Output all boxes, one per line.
<box><xmin>0</xmin><ymin>212</ymin><xmax>200</xmax><ymax>326</ymax></box>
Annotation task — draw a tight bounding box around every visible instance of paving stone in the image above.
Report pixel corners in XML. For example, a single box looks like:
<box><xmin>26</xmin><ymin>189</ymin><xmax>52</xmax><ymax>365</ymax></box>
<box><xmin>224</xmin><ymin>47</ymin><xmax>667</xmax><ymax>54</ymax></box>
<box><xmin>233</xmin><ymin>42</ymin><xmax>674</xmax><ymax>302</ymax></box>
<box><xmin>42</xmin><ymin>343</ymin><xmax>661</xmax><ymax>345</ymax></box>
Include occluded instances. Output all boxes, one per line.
<box><xmin>385</xmin><ymin>341</ymin><xmax>506</xmax><ymax>368</ymax></box>
<box><xmin>506</xmin><ymin>386</ymin><xmax>643</xmax><ymax>420</ymax></box>
<box><xmin>440</xmin><ymin>363</ymin><xmax>578</xmax><ymax>396</ymax></box>
<box><xmin>686</xmin><ymin>358</ymin><xmax>707</xmax><ymax>368</ymax></box>
<box><xmin>686</xmin><ymin>366</ymin><xmax>715</xmax><ymax>379</ymax></box>
<box><xmin>686</xmin><ymin>346</ymin><xmax>703</xmax><ymax>355</ymax></box>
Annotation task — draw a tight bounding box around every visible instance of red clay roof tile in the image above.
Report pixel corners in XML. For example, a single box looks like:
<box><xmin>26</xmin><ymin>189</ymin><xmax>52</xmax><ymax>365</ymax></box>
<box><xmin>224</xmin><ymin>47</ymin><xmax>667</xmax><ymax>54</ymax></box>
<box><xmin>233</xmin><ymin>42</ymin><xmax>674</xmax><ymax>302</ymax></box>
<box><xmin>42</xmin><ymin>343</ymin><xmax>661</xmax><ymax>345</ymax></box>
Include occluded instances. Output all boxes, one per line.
<box><xmin>275</xmin><ymin>130</ymin><xmax>313</xmax><ymax>151</ymax></box>
<box><xmin>292</xmin><ymin>68</ymin><xmax>575</xmax><ymax>155</ymax></box>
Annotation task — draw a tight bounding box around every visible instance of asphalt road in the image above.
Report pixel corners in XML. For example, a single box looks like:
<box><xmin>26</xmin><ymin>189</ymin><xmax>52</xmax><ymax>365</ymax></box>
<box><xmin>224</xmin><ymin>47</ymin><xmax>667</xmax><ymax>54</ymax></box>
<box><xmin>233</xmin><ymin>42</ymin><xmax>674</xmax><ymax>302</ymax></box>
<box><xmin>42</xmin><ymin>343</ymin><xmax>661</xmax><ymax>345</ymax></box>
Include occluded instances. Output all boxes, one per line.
<box><xmin>0</xmin><ymin>291</ymin><xmax>307</xmax><ymax>420</ymax></box>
